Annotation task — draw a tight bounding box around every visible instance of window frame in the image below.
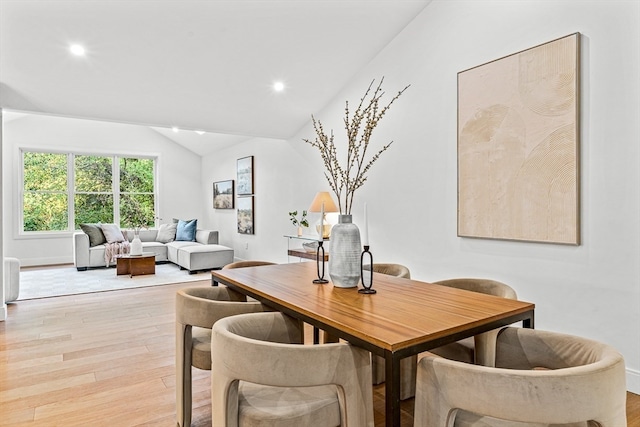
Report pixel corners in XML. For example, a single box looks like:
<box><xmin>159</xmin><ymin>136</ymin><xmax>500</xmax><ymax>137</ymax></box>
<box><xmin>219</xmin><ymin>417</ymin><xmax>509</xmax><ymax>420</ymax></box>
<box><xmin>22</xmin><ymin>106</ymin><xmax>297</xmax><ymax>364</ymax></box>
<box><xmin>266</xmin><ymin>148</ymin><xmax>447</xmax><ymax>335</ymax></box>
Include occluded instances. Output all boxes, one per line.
<box><xmin>19</xmin><ymin>149</ymin><xmax>157</xmax><ymax>236</ymax></box>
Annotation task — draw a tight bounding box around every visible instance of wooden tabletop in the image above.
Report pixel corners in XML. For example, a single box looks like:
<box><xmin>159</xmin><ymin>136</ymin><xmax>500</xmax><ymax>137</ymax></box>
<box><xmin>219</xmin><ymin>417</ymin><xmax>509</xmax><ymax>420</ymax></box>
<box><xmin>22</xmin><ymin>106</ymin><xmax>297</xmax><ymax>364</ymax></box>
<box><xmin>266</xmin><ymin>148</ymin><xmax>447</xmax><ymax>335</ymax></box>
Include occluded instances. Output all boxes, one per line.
<box><xmin>211</xmin><ymin>262</ymin><xmax>535</xmax><ymax>355</ymax></box>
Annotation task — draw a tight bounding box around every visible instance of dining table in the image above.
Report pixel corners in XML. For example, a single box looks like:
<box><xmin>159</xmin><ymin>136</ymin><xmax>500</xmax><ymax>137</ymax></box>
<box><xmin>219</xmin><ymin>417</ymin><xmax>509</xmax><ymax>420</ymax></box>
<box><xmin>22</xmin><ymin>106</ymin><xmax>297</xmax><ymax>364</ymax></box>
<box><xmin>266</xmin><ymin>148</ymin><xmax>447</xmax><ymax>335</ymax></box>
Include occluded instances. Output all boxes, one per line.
<box><xmin>211</xmin><ymin>261</ymin><xmax>535</xmax><ymax>427</ymax></box>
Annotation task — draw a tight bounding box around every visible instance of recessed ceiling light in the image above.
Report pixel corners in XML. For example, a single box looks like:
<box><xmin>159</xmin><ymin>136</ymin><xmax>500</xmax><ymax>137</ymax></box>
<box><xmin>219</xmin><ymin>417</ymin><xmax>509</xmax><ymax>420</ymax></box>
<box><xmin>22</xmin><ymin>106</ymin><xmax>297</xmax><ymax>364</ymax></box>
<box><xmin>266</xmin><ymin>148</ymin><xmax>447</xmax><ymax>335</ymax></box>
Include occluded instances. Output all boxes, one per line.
<box><xmin>172</xmin><ymin>127</ymin><xmax>179</xmax><ymax>133</ymax></box>
<box><xmin>69</xmin><ymin>44</ymin><xmax>85</xmax><ymax>56</ymax></box>
<box><xmin>273</xmin><ymin>81</ymin><xmax>285</xmax><ymax>92</ymax></box>
<box><xmin>195</xmin><ymin>130</ymin><xmax>205</xmax><ymax>135</ymax></box>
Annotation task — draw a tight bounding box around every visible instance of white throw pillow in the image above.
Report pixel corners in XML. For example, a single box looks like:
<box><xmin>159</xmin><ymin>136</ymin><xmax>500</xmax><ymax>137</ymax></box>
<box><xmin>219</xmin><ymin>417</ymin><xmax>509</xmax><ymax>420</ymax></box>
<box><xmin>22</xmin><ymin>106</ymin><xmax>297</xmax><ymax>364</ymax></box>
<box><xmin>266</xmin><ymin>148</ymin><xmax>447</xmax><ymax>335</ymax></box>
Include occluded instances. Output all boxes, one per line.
<box><xmin>100</xmin><ymin>223</ymin><xmax>126</xmax><ymax>243</ymax></box>
<box><xmin>156</xmin><ymin>223</ymin><xmax>178</xmax><ymax>243</ymax></box>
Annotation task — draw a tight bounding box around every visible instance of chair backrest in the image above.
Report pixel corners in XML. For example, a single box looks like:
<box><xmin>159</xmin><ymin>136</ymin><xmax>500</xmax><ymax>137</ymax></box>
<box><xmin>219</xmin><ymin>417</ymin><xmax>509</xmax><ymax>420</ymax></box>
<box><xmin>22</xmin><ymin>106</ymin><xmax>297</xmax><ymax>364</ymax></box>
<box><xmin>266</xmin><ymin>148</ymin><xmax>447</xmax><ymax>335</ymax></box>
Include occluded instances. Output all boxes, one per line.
<box><xmin>414</xmin><ymin>326</ymin><xmax>627</xmax><ymax>427</ymax></box>
<box><xmin>222</xmin><ymin>260</ymin><xmax>276</xmax><ymax>269</ymax></box>
<box><xmin>211</xmin><ymin>311</ymin><xmax>374</xmax><ymax>427</ymax></box>
<box><xmin>364</xmin><ymin>263</ymin><xmax>411</xmax><ymax>279</ymax></box>
<box><xmin>433</xmin><ymin>278</ymin><xmax>517</xmax><ymax>299</ymax></box>
<box><xmin>175</xmin><ymin>286</ymin><xmax>265</xmax><ymax>329</ymax></box>
<box><xmin>432</xmin><ymin>278</ymin><xmax>517</xmax><ymax>366</ymax></box>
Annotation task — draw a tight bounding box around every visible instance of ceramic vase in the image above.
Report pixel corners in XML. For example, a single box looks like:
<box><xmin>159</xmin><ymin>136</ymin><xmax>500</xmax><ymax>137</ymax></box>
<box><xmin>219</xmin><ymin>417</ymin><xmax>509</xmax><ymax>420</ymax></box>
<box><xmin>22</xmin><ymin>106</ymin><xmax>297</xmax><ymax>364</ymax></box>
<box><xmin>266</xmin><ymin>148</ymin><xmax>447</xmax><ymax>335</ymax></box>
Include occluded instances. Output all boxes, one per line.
<box><xmin>328</xmin><ymin>214</ymin><xmax>362</xmax><ymax>288</ymax></box>
<box><xmin>130</xmin><ymin>232</ymin><xmax>143</xmax><ymax>256</ymax></box>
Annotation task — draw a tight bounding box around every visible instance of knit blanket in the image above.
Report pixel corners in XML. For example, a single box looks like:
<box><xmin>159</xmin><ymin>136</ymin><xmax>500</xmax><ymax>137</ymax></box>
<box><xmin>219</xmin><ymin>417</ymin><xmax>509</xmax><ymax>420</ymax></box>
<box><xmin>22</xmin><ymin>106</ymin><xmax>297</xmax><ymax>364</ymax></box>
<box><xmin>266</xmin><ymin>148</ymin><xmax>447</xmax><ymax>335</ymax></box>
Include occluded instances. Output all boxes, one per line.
<box><xmin>104</xmin><ymin>241</ymin><xmax>131</xmax><ymax>266</ymax></box>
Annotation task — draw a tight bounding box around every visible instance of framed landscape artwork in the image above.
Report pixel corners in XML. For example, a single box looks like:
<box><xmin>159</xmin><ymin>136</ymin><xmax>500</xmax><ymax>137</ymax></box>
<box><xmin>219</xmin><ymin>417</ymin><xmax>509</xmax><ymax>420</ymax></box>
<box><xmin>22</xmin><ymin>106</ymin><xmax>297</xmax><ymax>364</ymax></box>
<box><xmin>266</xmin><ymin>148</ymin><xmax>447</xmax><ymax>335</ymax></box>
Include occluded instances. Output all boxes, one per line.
<box><xmin>237</xmin><ymin>156</ymin><xmax>254</xmax><ymax>195</ymax></box>
<box><xmin>457</xmin><ymin>32</ymin><xmax>580</xmax><ymax>245</ymax></box>
<box><xmin>213</xmin><ymin>180</ymin><xmax>234</xmax><ymax>209</ymax></box>
<box><xmin>237</xmin><ymin>196</ymin><xmax>254</xmax><ymax>234</ymax></box>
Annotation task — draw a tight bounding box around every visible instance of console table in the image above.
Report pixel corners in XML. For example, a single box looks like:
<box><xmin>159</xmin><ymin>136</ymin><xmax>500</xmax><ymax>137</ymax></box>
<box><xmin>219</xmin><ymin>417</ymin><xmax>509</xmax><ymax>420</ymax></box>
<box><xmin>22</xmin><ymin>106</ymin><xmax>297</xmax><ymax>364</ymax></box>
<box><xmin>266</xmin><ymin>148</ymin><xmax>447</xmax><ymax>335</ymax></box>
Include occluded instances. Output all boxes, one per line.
<box><xmin>284</xmin><ymin>234</ymin><xmax>328</xmax><ymax>262</ymax></box>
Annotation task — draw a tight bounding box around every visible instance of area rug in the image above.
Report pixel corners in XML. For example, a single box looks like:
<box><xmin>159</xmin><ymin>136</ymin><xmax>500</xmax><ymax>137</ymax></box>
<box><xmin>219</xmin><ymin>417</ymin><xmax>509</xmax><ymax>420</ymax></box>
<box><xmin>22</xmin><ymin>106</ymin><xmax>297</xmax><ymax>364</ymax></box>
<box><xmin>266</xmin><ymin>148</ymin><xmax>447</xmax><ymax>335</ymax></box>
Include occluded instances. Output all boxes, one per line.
<box><xmin>17</xmin><ymin>263</ymin><xmax>211</xmax><ymax>300</ymax></box>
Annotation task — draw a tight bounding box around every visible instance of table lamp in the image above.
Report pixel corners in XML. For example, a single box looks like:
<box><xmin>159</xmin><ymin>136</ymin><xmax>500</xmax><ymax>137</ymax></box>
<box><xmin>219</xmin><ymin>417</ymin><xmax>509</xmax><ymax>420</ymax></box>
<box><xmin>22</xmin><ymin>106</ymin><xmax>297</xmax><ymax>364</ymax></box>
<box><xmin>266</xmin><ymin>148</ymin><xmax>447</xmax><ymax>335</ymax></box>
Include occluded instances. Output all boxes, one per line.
<box><xmin>308</xmin><ymin>191</ymin><xmax>338</xmax><ymax>239</ymax></box>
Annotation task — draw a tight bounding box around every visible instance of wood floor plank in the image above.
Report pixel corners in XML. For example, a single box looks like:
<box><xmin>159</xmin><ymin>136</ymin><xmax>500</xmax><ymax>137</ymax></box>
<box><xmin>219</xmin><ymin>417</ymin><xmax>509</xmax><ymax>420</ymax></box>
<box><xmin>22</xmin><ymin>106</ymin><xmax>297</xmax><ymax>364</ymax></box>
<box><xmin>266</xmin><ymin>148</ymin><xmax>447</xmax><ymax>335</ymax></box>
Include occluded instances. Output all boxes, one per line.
<box><xmin>0</xmin><ymin>279</ymin><xmax>637</xmax><ymax>427</ymax></box>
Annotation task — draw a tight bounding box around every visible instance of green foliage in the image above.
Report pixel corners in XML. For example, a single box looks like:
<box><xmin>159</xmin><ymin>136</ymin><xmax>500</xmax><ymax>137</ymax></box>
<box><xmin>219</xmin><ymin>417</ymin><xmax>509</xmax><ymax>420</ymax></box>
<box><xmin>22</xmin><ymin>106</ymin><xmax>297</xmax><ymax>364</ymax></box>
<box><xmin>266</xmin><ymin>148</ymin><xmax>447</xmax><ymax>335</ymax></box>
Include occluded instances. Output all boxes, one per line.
<box><xmin>23</xmin><ymin>152</ymin><xmax>67</xmax><ymax>191</ymax></box>
<box><xmin>23</xmin><ymin>152</ymin><xmax>68</xmax><ymax>231</ymax></box>
<box><xmin>120</xmin><ymin>158</ymin><xmax>154</xmax><ymax>192</ymax></box>
<box><xmin>74</xmin><ymin>194</ymin><xmax>114</xmax><ymax>228</ymax></box>
<box><xmin>23</xmin><ymin>193</ymin><xmax>68</xmax><ymax>231</ymax></box>
<box><xmin>289</xmin><ymin>210</ymin><xmax>309</xmax><ymax>228</ymax></box>
<box><xmin>75</xmin><ymin>155</ymin><xmax>113</xmax><ymax>192</ymax></box>
<box><xmin>120</xmin><ymin>158</ymin><xmax>155</xmax><ymax>230</ymax></box>
<box><xmin>120</xmin><ymin>194</ymin><xmax>155</xmax><ymax>231</ymax></box>
<box><xmin>22</xmin><ymin>151</ymin><xmax>156</xmax><ymax>232</ymax></box>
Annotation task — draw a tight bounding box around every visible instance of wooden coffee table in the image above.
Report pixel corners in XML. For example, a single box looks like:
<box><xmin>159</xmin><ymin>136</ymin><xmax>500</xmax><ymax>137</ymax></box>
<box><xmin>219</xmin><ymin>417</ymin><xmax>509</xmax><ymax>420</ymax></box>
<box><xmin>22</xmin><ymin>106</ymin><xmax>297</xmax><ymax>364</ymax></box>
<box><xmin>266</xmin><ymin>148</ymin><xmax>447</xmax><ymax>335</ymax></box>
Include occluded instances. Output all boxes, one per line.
<box><xmin>116</xmin><ymin>253</ymin><xmax>156</xmax><ymax>277</ymax></box>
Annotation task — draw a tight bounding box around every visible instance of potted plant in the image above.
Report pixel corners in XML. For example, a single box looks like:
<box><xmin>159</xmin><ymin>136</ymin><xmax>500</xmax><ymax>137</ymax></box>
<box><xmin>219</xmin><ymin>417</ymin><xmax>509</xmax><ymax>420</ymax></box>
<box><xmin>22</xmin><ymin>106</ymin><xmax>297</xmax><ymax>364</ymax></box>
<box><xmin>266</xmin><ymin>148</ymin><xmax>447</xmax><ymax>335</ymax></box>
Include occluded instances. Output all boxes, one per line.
<box><xmin>289</xmin><ymin>210</ymin><xmax>309</xmax><ymax>236</ymax></box>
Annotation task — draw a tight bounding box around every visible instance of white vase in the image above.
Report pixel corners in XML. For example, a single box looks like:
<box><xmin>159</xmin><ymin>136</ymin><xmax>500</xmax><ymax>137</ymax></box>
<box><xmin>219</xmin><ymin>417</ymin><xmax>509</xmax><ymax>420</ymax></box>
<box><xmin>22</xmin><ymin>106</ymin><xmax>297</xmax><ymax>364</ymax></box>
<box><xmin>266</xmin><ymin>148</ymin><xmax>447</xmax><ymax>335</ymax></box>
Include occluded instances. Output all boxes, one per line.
<box><xmin>328</xmin><ymin>215</ymin><xmax>362</xmax><ymax>288</ymax></box>
<box><xmin>130</xmin><ymin>234</ymin><xmax>143</xmax><ymax>256</ymax></box>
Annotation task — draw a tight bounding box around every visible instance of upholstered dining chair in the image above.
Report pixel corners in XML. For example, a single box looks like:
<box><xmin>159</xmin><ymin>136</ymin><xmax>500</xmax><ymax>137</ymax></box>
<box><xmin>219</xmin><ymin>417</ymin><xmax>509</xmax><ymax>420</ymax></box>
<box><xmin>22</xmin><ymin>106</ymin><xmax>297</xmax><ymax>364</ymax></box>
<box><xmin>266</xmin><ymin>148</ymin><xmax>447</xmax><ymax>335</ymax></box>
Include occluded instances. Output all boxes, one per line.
<box><xmin>414</xmin><ymin>326</ymin><xmax>627</xmax><ymax>427</ymax></box>
<box><xmin>211</xmin><ymin>311</ymin><xmax>374</xmax><ymax>427</ymax></box>
<box><xmin>365</xmin><ymin>263</ymin><xmax>416</xmax><ymax>400</ymax></box>
<box><xmin>430</xmin><ymin>278</ymin><xmax>517</xmax><ymax>366</ymax></box>
<box><xmin>212</xmin><ymin>260</ymin><xmax>276</xmax><ymax>286</ymax></box>
<box><xmin>362</xmin><ymin>262</ymin><xmax>411</xmax><ymax>279</ymax></box>
<box><xmin>175</xmin><ymin>286</ymin><xmax>268</xmax><ymax>427</ymax></box>
<box><xmin>223</xmin><ymin>260</ymin><xmax>276</xmax><ymax>269</ymax></box>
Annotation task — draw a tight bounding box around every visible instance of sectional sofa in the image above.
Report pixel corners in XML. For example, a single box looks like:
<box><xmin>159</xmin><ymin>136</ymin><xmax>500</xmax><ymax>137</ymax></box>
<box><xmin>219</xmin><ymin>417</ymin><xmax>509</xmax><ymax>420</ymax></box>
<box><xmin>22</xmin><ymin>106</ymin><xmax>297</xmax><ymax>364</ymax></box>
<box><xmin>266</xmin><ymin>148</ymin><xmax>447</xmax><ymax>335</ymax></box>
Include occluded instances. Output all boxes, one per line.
<box><xmin>73</xmin><ymin>228</ymin><xmax>234</xmax><ymax>273</ymax></box>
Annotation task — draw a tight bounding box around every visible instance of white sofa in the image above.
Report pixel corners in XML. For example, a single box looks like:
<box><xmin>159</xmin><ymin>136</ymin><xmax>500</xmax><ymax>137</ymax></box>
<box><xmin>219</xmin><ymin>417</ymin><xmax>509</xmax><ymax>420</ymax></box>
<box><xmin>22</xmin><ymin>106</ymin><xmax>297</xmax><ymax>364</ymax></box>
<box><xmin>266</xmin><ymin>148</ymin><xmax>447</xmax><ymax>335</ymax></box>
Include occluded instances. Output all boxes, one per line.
<box><xmin>4</xmin><ymin>257</ymin><xmax>20</xmax><ymax>303</ymax></box>
<box><xmin>73</xmin><ymin>228</ymin><xmax>234</xmax><ymax>273</ymax></box>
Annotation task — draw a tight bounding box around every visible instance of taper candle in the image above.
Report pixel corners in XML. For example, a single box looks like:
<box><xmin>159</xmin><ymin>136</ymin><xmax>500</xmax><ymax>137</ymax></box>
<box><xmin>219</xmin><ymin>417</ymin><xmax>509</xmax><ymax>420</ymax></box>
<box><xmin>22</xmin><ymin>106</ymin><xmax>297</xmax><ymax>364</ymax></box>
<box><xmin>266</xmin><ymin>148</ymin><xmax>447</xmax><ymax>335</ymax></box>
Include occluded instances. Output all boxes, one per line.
<box><xmin>363</xmin><ymin>203</ymin><xmax>369</xmax><ymax>246</ymax></box>
<box><xmin>319</xmin><ymin>201</ymin><xmax>324</xmax><ymax>240</ymax></box>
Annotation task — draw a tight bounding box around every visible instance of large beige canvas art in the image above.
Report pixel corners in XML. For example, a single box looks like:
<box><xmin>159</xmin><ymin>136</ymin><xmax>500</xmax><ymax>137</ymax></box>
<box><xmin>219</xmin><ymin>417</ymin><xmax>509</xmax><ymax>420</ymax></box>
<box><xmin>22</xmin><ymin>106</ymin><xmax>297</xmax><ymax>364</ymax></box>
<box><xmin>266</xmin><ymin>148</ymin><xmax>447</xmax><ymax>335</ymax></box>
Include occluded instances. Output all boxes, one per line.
<box><xmin>458</xmin><ymin>33</ymin><xmax>580</xmax><ymax>245</ymax></box>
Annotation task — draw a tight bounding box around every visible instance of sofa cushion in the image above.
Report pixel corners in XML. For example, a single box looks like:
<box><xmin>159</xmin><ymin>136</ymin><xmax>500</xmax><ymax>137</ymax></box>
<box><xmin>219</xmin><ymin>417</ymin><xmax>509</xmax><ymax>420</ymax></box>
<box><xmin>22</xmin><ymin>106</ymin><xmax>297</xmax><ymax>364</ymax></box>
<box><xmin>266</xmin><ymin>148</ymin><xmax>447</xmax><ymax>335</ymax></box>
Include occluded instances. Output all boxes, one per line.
<box><xmin>100</xmin><ymin>223</ymin><xmax>126</xmax><ymax>243</ymax></box>
<box><xmin>165</xmin><ymin>240</ymin><xmax>200</xmax><ymax>263</ymax></box>
<box><xmin>80</xmin><ymin>223</ymin><xmax>106</xmax><ymax>247</ymax></box>
<box><xmin>177</xmin><ymin>244</ymin><xmax>234</xmax><ymax>272</ymax></box>
<box><xmin>156</xmin><ymin>222</ymin><xmax>177</xmax><ymax>243</ymax></box>
<box><xmin>176</xmin><ymin>219</ymin><xmax>197</xmax><ymax>241</ymax></box>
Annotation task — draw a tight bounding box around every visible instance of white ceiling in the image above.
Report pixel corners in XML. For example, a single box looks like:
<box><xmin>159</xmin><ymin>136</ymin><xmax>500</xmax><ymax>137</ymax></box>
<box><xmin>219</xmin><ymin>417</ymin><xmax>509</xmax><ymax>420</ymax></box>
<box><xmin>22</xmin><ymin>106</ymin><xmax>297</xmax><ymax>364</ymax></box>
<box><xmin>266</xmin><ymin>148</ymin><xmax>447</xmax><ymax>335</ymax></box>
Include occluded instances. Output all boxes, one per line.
<box><xmin>0</xmin><ymin>0</ymin><xmax>430</xmax><ymax>156</ymax></box>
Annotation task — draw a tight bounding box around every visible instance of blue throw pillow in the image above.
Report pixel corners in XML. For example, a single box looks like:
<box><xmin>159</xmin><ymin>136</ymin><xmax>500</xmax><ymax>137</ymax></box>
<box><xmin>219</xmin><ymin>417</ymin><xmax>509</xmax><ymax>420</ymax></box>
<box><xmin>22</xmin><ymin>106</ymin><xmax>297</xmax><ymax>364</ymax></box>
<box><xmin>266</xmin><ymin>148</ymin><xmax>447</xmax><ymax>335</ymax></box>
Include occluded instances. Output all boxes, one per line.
<box><xmin>176</xmin><ymin>219</ymin><xmax>197</xmax><ymax>241</ymax></box>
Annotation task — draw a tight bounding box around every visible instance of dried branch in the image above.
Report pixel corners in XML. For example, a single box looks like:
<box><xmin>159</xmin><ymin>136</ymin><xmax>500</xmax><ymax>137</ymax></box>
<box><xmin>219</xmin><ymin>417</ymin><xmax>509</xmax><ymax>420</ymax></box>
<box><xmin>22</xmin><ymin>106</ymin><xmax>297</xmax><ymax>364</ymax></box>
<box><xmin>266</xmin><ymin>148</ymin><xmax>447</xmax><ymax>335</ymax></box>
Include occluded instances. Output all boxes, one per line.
<box><xmin>303</xmin><ymin>78</ymin><xmax>410</xmax><ymax>215</ymax></box>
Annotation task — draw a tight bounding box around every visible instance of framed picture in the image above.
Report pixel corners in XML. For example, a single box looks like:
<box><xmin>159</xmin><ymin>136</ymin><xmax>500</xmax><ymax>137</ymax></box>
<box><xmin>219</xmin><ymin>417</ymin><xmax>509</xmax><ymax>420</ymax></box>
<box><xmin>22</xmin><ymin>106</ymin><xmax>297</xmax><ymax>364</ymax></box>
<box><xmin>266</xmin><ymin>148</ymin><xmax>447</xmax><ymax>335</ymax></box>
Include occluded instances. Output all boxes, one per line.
<box><xmin>213</xmin><ymin>180</ymin><xmax>234</xmax><ymax>209</ymax></box>
<box><xmin>457</xmin><ymin>33</ymin><xmax>580</xmax><ymax>245</ymax></box>
<box><xmin>237</xmin><ymin>156</ymin><xmax>254</xmax><ymax>195</ymax></box>
<box><xmin>237</xmin><ymin>196</ymin><xmax>254</xmax><ymax>234</ymax></box>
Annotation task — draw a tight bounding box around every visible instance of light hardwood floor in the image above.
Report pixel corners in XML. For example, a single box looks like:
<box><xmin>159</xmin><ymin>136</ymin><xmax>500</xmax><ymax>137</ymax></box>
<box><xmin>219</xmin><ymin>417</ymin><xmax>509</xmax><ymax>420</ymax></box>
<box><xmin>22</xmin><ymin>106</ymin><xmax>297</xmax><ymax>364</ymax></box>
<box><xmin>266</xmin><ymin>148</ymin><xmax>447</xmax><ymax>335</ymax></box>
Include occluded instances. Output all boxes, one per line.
<box><xmin>1</xmin><ymin>281</ymin><xmax>637</xmax><ymax>426</ymax></box>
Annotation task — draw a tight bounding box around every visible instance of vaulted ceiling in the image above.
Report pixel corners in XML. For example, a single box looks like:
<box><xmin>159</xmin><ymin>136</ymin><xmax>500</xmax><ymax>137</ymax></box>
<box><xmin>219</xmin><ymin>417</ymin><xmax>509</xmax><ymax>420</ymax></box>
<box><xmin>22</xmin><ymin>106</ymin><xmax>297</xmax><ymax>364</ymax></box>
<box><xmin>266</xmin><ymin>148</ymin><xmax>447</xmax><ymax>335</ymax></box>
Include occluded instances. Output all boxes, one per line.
<box><xmin>0</xmin><ymin>0</ymin><xmax>429</xmax><ymax>155</ymax></box>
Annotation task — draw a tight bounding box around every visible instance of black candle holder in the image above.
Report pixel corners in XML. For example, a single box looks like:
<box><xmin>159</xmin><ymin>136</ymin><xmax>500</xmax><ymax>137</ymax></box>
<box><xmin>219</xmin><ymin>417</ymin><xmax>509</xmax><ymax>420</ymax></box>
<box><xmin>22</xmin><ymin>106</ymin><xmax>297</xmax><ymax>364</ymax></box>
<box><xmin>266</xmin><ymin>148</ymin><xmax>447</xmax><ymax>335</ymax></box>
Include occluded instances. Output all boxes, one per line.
<box><xmin>313</xmin><ymin>240</ymin><xmax>328</xmax><ymax>284</ymax></box>
<box><xmin>359</xmin><ymin>245</ymin><xmax>376</xmax><ymax>294</ymax></box>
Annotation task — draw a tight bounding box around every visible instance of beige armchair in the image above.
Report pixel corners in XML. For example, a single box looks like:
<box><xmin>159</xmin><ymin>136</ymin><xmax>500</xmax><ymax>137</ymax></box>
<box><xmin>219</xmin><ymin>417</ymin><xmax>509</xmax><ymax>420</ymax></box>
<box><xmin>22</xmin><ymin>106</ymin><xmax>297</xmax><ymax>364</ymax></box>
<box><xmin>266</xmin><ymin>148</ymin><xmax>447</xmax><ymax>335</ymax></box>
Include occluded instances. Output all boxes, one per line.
<box><xmin>363</xmin><ymin>263</ymin><xmax>411</xmax><ymax>279</ymax></box>
<box><xmin>212</xmin><ymin>260</ymin><xmax>276</xmax><ymax>285</ymax></box>
<box><xmin>223</xmin><ymin>260</ymin><xmax>276</xmax><ymax>269</ymax></box>
<box><xmin>211</xmin><ymin>311</ymin><xmax>374</xmax><ymax>427</ymax></box>
<box><xmin>414</xmin><ymin>326</ymin><xmax>627</xmax><ymax>426</ymax></box>
<box><xmin>430</xmin><ymin>278</ymin><xmax>517</xmax><ymax>366</ymax></box>
<box><xmin>175</xmin><ymin>286</ymin><xmax>268</xmax><ymax>427</ymax></box>
<box><xmin>365</xmin><ymin>263</ymin><xmax>416</xmax><ymax>400</ymax></box>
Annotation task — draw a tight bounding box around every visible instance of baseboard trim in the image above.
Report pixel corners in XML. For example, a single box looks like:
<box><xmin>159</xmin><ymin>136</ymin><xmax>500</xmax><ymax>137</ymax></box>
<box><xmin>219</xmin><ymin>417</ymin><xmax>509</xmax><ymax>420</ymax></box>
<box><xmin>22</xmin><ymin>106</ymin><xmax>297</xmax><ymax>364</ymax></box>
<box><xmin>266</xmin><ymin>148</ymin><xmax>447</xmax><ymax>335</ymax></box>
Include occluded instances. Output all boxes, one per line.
<box><xmin>628</xmin><ymin>368</ymin><xmax>640</xmax><ymax>394</ymax></box>
<box><xmin>17</xmin><ymin>256</ymin><xmax>73</xmax><ymax>267</ymax></box>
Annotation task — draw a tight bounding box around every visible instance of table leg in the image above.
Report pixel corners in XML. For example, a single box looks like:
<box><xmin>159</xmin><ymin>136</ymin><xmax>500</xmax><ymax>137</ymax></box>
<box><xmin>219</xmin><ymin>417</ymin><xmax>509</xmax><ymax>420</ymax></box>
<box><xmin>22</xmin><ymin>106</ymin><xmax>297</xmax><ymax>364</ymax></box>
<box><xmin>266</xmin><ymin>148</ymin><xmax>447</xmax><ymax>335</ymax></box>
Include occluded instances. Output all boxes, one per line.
<box><xmin>384</xmin><ymin>351</ymin><xmax>401</xmax><ymax>427</ymax></box>
<box><xmin>523</xmin><ymin>311</ymin><xmax>535</xmax><ymax>328</ymax></box>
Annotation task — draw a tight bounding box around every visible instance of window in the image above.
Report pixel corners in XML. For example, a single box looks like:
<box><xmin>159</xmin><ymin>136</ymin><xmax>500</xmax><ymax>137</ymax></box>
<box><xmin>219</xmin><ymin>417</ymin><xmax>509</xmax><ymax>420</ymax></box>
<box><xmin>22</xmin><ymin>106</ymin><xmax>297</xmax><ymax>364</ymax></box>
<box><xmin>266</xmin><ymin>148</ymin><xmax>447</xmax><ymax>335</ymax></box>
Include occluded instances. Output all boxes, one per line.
<box><xmin>119</xmin><ymin>157</ymin><xmax>155</xmax><ymax>230</ymax></box>
<box><xmin>23</xmin><ymin>152</ymin><xmax>68</xmax><ymax>231</ymax></box>
<box><xmin>74</xmin><ymin>155</ymin><xmax>114</xmax><ymax>227</ymax></box>
<box><xmin>21</xmin><ymin>150</ymin><xmax>156</xmax><ymax>233</ymax></box>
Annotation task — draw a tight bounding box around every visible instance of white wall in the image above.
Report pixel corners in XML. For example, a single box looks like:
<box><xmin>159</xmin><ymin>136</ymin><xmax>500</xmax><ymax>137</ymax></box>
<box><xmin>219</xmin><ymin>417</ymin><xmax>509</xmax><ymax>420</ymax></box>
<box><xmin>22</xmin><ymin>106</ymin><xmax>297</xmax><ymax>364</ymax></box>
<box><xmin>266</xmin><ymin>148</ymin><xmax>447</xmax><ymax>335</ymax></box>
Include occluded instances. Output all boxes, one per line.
<box><xmin>2</xmin><ymin>113</ymin><xmax>204</xmax><ymax>266</ymax></box>
<box><xmin>202</xmin><ymin>136</ymin><xmax>328</xmax><ymax>263</ymax></box>
<box><xmin>1</xmin><ymin>110</ymin><xmax>5</xmax><ymax>320</ymax></box>
<box><xmin>203</xmin><ymin>0</ymin><xmax>640</xmax><ymax>392</ymax></box>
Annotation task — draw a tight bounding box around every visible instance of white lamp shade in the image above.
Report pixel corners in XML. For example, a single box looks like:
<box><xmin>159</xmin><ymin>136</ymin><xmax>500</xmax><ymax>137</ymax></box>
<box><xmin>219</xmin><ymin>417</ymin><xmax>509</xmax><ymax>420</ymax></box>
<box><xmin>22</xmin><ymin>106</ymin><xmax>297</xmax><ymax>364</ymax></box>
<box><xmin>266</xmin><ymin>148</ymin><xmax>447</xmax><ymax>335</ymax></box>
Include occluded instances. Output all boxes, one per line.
<box><xmin>308</xmin><ymin>192</ymin><xmax>338</xmax><ymax>213</ymax></box>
